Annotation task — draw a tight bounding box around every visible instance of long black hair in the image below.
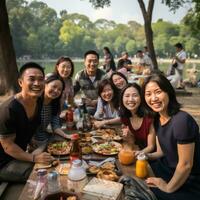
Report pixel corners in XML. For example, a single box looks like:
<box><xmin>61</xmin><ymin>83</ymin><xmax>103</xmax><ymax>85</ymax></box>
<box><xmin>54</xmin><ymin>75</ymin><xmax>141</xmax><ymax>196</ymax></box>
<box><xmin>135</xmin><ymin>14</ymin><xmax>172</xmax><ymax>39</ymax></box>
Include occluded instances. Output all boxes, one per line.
<box><xmin>98</xmin><ymin>79</ymin><xmax>118</xmax><ymax>110</ymax></box>
<box><xmin>44</xmin><ymin>73</ymin><xmax>65</xmax><ymax>115</ymax></box>
<box><xmin>119</xmin><ymin>83</ymin><xmax>144</xmax><ymax>118</ymax></box>
<box><xmin>142</xmin><ymin>72</ymin><xmax>181</xmax><ymax>118</ymax></box>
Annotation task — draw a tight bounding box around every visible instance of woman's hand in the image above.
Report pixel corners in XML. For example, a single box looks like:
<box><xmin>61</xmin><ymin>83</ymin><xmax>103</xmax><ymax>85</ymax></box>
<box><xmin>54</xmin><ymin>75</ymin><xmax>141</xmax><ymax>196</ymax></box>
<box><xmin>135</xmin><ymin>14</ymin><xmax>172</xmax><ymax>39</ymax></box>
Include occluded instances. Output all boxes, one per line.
<box><xmin>122</xmin><ymin>125</ymin><xmax>130</xmax><ymax>137</ymax></box>
<box><xmin>146</xmin><ymin>177</ymin><xmax>169</xmax><ymax>193</ymax></box>
<box><xmin>93</xmin><ymin>120</ymin><xmax>105</xmax><ymax>129</ymax></box>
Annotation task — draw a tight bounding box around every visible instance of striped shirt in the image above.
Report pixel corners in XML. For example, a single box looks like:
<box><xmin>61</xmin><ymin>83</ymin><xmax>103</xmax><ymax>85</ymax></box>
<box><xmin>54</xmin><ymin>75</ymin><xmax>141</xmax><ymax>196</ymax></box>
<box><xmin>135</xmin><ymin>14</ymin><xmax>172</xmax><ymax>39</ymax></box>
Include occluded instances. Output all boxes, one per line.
<box><xmin>34</xmin><ymin>104</ymin><xmax>60</xmax><ymax>141</ymax></box>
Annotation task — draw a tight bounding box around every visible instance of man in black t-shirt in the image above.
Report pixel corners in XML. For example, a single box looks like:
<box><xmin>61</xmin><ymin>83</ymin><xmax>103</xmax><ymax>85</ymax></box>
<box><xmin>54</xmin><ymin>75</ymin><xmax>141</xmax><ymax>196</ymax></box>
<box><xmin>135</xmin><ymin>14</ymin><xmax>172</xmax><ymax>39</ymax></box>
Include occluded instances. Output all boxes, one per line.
<box><xmin>0</xmin><ymin>62</ymin><xmax>54</xmax><ymax>183</ymax></box>
<box><xmin>117</xmin><ymin>51</ymin><xmax>132</xmax><ymax>71</ymax></box>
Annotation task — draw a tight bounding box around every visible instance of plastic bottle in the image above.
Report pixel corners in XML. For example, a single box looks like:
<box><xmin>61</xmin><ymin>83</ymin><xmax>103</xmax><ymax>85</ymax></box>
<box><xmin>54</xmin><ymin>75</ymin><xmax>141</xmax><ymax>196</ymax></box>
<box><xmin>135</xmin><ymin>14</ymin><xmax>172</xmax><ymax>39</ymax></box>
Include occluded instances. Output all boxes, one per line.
<box><xmin>135</xmin><ymin>153</ymin><xmax>148</xmax><ymax>178</ymax></box>
<box><xmin>66</xmin><ymin>104</ymin><xmax>74</xmax><ymax>130</ymax></box>
<box><xmin>70</xmin><ymin>134</ymin><xmax>82</xmax><ymax>163</ymax></box>
<box><xmin>33</xmin><ymin>169</ymin><xmax>48</xmax><ymax>200</ymax></box>
<box><xmin>47</xmin><ymin>171</ymin><xmax>60</xmax><ymax>194</ymax></box>
<box><xmin>68</xmin><ymin>159</ymin><xmax>88</xmax><ymax>193</ymax></box>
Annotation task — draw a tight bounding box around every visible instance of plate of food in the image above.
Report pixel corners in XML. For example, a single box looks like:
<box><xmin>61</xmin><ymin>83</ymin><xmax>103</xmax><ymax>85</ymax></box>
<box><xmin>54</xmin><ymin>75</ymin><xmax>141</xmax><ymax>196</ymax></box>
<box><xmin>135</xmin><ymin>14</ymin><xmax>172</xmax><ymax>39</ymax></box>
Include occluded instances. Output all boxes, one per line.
<box><xmin>92</xmin><ymin>141</ymin><xmax>122</xmax><ymax>155</ymax></box>
<box><xmin>47</xmin><ymin>141</ymin><xmax>71</xmax><ymax>155</ymax></box>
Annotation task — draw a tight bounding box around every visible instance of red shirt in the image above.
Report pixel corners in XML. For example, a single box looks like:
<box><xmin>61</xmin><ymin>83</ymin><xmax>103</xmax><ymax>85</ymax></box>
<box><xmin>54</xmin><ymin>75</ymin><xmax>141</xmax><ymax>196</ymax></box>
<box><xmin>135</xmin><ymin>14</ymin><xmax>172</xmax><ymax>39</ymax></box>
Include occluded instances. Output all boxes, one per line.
<box><xmin>121</xmin><ymin>116</ymin><xmax>153</xmax><ymax>148</ymax></box>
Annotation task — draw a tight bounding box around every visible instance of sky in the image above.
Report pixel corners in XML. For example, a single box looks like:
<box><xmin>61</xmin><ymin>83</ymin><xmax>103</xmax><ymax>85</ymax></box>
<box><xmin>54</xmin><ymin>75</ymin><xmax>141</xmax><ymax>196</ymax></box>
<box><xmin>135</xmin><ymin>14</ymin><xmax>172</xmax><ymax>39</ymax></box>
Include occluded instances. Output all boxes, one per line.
<box><xmin>27</xmin><ymin>0</ymin><xmax>192</xmax><ymax>24</ymax></box>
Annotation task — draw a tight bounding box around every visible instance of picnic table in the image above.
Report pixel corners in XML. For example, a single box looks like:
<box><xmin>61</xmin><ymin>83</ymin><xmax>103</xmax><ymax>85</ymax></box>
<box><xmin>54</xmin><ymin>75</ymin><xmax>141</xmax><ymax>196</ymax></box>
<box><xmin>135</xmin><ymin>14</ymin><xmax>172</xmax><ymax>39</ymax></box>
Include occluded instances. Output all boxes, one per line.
<box><xmin>18</xmin><ymin>126</ymin><xmax>154</xmax><ymax>200</ymax></box>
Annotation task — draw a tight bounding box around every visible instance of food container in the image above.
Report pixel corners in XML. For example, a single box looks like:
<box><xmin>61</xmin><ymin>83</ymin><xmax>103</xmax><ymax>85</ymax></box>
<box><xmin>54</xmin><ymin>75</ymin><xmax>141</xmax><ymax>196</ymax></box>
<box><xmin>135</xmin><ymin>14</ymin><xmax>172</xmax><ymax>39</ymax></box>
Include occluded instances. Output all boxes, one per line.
<box><xmin>44</xmin><ymin>192</ymin><xmax>79</xmax><ymax>200</ymax></box>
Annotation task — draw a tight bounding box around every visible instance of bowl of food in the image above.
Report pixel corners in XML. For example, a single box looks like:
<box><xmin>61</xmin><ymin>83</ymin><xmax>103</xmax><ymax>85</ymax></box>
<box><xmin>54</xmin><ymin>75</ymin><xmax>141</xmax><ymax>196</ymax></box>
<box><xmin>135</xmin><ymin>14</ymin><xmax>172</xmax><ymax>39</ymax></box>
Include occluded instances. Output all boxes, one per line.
<box><xmin>44</xmin><ymin>192</ymin><xmax>79</xmax><ymax>200</ymax></box>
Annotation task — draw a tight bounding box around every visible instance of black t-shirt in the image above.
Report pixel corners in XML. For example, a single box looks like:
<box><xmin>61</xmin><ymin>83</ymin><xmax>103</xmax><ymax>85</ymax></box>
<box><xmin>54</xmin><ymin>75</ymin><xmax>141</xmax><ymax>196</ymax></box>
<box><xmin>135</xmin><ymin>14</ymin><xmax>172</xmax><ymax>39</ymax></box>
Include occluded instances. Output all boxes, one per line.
<box><xmin>0</xmin><ymin>96</ymin><xmax>42</xmax><ymax>167</ymax></box>
<box><xmin>155</xmin><ymin>111</ymin><xmax>200</xmax><ymax>174</ymax></box>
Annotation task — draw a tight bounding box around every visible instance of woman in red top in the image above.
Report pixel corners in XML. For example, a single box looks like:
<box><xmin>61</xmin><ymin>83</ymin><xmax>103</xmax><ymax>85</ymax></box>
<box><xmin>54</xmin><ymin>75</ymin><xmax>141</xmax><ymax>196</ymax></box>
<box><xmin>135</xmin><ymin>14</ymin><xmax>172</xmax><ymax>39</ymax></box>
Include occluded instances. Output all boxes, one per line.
<box><xmin>120</xmin><ymin>83</ymin><xmax>155</xmax><ymax>155</ymax></box>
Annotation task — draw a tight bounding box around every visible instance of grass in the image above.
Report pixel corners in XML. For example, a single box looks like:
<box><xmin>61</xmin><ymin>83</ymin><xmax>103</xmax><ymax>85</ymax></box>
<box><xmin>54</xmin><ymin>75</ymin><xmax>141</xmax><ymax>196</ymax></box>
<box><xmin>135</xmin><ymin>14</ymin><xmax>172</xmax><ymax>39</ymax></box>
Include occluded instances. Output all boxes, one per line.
<box><xmin>17</xmin><ymin>60</ymin><xmax>200</xmax><ymax>80</ymax></box>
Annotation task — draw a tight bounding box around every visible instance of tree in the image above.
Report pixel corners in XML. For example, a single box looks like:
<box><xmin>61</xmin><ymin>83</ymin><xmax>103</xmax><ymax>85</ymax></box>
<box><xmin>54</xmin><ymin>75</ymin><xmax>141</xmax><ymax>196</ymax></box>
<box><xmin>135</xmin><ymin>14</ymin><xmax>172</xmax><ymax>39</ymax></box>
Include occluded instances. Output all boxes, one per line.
<box><xmin>0</xmin><ymin>0</ymin><xmax>19</xmax><ymax>95</ymax></box>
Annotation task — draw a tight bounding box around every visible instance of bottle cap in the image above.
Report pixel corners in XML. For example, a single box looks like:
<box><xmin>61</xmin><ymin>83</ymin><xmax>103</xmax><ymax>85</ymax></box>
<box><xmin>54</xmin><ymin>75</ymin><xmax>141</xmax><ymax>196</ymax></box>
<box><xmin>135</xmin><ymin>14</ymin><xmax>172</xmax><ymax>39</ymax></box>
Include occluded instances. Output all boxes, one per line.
<box><xmin>37</xmin><ymin>169</ymin><xmax>47</xmax><ymax>176</ymax></box>
<box><xmin>71</xmin><ymin>133</ymin><xmax>79</xmax><ymax>140</ymax></box>
<box><xmin>137</xmin><ymin>152</ymin><xmax>147</xmax><ymax>160</ymax></box>
<box><xmin>72</xmin><ymin>159</ymin><xmax>82</xmax><ymax>167</ymax></box>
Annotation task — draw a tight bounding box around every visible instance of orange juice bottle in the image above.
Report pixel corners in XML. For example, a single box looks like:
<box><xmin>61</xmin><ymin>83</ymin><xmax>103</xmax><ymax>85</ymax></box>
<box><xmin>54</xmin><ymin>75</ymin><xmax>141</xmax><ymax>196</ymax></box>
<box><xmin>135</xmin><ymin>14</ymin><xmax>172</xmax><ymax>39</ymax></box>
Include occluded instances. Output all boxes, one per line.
<box><xmin>118</xmin><ymin>148</ymin><xmax>135</xmax><ymax>165</ymax></box>
<box><xmin>135</xmin><ymin>153</ymin><xmax>148</xmax><ymax>178</ymax></box>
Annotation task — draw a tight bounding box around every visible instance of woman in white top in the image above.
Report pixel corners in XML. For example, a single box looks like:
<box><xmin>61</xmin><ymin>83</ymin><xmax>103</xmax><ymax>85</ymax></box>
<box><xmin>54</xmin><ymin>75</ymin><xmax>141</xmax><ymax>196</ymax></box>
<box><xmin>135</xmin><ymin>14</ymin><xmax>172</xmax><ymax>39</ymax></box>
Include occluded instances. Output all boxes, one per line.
<box><xmin>94</xmin><ymin>79</ymin><xmax>120</xmax><ymax>128</ymax></box>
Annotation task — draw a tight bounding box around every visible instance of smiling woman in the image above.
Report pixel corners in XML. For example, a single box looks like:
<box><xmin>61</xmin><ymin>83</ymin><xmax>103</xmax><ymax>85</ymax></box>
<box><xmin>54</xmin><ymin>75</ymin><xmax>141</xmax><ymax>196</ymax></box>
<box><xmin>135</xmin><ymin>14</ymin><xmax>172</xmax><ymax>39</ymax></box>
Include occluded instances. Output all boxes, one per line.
<box><xmin>32</xmin><ymin>73</ymin><xmax>69</xmax><ymax>148</ymax></box>
<box><xmin>143</xmin><ymin>73</ymin><xmax>200</xmax><ymax>200</ymax></box>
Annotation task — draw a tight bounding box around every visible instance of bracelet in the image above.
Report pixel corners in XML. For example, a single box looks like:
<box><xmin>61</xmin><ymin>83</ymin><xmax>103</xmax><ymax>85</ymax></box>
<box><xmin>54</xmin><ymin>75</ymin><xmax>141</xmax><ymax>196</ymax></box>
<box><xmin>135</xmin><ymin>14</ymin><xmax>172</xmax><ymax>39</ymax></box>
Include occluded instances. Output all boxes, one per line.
<box><xmin>32</xmin><ymin>155</ymin><xmax>35</xmax><ymax>163</ymax></box>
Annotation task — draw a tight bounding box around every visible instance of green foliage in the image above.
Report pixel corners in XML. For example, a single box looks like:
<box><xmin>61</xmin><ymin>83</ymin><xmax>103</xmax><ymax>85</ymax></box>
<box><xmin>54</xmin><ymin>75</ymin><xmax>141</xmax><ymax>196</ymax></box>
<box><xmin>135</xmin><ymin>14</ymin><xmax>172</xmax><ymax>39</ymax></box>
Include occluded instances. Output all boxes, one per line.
<box><xmin>6</xmin><ymin>0</ymin><xmax>200</xmax><ymax>59</ymax></box>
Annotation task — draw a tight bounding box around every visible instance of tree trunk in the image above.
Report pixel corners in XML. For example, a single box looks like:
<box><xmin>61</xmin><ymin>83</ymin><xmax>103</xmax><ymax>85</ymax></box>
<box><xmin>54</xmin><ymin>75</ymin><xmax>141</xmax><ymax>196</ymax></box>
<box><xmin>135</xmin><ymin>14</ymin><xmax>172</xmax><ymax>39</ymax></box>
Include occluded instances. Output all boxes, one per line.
<box><xmin>0</xmin><ymin>0</ymin><xmax>19</xmax><ymax>95</ymax></box>
<box><xmin>138</xmin><ymin>0</ymin><xmax>158</xmax><ymax>70</ymax></box>
<box><xmin>144</xmin><ymin>20</ymin><xmax>158</xmax><ymax>70</ymax></box>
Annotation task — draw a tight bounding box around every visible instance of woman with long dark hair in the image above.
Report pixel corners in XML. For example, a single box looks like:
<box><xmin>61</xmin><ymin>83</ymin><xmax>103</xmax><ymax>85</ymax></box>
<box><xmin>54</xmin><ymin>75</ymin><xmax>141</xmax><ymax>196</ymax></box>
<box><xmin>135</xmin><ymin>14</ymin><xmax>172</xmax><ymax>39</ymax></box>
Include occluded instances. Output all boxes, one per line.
<box><xmin>93</xmin><ymin>79</ymin><xmax>120</xmax><ymax>128</ymax></box>
<box><xmin>54</xmin><ymin>56</ymin><xmax>74</xmax><ymax>109</ymax></box>
<box><xmin>120</xmin><ymin>83</ymin><xmax>155</xmax><ymax>154</ymax></box>
<box><xmin>33</xmin><ymin>74</ymin><xmax>69</xmax><ymax>147</ymax></box>
<box><xmin>103</xmin><ymin>46</ymin><xmax>116</xmax><ymax>74</ymax></box>
<box><xmin>143</xmin><ymin>73</ymin><xmax>200</xmax><ymax>200</ymax></box>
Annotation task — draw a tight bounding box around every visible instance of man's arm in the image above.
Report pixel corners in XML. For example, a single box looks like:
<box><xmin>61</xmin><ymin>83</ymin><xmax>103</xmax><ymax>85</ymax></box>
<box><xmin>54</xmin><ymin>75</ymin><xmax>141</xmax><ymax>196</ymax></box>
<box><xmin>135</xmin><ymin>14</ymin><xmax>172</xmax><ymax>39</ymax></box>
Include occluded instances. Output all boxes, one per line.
<box><xmin>0</xmin><ymin>135</ymin><xmax>54</xmax><ymax>164</ymax></box>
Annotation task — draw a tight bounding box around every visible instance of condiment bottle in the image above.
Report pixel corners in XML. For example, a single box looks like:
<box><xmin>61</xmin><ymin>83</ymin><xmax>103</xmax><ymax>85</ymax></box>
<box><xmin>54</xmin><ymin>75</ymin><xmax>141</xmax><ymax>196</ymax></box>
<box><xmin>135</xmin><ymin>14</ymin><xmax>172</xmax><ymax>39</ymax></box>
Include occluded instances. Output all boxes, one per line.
<box><xmin>135</xmin><ymin>153</ymin><xmax>148</xmax><ymax>178</ymax></box>
<box><xmin>67</xmin><ymin>159</ymin><xmax>88</xmax><ymax>193</ymax></box>
<box><xmin>66</xmin><ymin>104</ymin><xmax>74</xmax><ymax>130</ymax></box>
<box><xmin>70</xmin><ymin>134</ymin><xmax>82</xmax><ymax>163</ymax></box>
<box><xmin>47</xmin><ymin>171</ymin><xmax>60</xmax><ymax>194</ymax></box>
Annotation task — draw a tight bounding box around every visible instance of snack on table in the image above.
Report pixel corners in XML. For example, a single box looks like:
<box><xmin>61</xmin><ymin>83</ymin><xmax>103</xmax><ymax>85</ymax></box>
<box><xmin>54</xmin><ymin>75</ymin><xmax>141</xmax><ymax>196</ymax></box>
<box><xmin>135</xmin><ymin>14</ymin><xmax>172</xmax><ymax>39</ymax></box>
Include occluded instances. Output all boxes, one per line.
<box><xmin>88</xmin><ymin>165</ymin><xmax>100</xmax><ymax>174</ymax></box>
<box><xmin>55</xmin><ymin>163</ymin><xmax>71</xmax><ymax>175</ymax></box>
<box><xmin>100</xmin><ymin>162</ymin><xmax>115</xmax><ymax>170</ymax></box>
<box><xmin>47</xmin><ymin>141</ymin><xmax>71</xmax><ymax>155</ymax></box>
<box><xmin>82</xmin><ymin>145</ymin><xmax>93</xmax><ymax>154</ymax></box>
<box><xmin>67</xmin><ymin>196</ymin><xmax>77</xmax><ymax>200</ymax></box>
<box><xmin>97</xmin><ymin>169</ymin><xmax>119</xmax><ymax>181</ymax></box>
<box><xmin>92</xmin><ymin>141</ymin><xmax>122</xmax><ymax>155</ymax></box>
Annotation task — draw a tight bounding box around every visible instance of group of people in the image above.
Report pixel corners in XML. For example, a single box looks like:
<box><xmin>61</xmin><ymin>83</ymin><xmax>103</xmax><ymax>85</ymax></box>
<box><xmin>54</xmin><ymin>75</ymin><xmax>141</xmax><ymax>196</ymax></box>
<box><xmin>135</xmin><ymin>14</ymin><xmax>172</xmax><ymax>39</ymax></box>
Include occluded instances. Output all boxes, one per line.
<box><xmin>0</xmin><ymin>47</ymin><xmax>200</xmax><ymax>200</ymax></box>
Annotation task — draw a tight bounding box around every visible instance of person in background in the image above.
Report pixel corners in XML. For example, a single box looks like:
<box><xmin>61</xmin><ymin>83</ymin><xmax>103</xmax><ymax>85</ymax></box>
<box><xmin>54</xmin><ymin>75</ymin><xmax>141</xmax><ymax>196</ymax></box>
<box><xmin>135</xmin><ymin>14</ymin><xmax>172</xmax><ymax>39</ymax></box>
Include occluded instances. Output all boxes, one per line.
<box><xmin>120</xmin><ymin>83</ymin><xmax>155</xmax><ymax>154</ymax></box>
<box><xmin>74</xmin><ymin>50</ymin><xmax>105</xmax><ymax>115</ymax></box>
<box><xmin>54</xmin><ymin>56</ymin><xmax>74</xmax><ymax>109</ymax></box>
<box><xmin>103</xmin><ymin>46</ymin><xmax>116</xmax><ymax>75</ymax></box>
<box><xmin>136</xmin><ymin>50</ymin><xmax>153</xmax><ymax>71</ymax></box>
<box><xmin>144</xmin><ymin>46</ymin><xmax>150</xmax><ymax>57</ymax></box>
<box><xmin>117</xmin><ymin>51</ymin><xmax>132</xmax><ymax>71</ymax></box>
<box><xmin>93</xmin><ymin>79</ymin><xmax>120</xmax><ymax>128</ymax></box>
<box><xmin>143</xmin><ymin>73</ymin><xmax>200</xmax><ymax>200</ymax></box>
<box><xmin>173</xmin><ymin>43</ymin><xmax>187</xmax><ymax>89</ymax></box>
<box><xmin>0</xmin><ymin>62</ymin><xmax>54</xmax><ymax>183</ymax></box>
<box><xmin>32</xmin><ymin>74</ymin><xmax>69</xmax><ymax>148</ymax></box>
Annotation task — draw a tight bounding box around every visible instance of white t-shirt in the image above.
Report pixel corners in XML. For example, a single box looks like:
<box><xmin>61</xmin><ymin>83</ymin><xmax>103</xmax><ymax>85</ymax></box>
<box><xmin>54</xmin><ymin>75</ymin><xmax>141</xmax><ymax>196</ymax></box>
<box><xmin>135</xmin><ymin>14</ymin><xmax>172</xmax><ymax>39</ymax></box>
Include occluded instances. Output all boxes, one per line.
<box><xmin>176</xmin><ymin>50</ymin><xmax>186</xmax><ymax>70</ymax></box>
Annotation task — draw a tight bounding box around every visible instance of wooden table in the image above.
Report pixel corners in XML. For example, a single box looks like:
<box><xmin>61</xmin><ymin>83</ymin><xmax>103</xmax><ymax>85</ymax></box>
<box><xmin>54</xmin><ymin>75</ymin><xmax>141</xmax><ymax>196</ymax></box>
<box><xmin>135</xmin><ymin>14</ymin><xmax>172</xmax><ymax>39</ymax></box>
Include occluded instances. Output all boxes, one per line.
<box><xmin>18</xmin><ymin>127</ymin><xmax>154</xmax><ymax>200</ymax></box>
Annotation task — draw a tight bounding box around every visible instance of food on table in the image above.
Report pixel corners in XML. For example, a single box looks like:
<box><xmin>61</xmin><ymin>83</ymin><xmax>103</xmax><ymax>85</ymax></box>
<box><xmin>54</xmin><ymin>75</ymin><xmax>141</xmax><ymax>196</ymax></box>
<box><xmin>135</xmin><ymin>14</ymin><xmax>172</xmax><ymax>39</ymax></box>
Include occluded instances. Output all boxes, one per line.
<box><xmin>92</xmin><ymin>141</ymin><xmax>122</xmax><ymax>155</ymax></box>
<box><xmin>82</xmin><ymin>145</ymin><xmax>93</xmax><ymax>154</ymax></box>
<box><xmin>55</xmin><ymin>163</ymin><xmax>71</xmax><ymax>175</ymax></box>
<box><xmin>34</xmin><ymin>163</ymin><xmax>52</xmax><ymax>170</ymax></box>
<box><xmin>100</xmin><ymin>162</ymin><xmax>115</xmax><ymax>170</ymax></box>
<box><xmin>66</xmin><ymin>196</ymin><xmax>77</xmax><ymax>200</ymax></box>
<box><xmin>118</xmin><ymin>149</ymin><xmax>135</xmax><ymax>165</ymax></box>
<box><xmin>88</xmin><ymin>165</ymin><xmax>101</xmax><ymax>174</ymax></box>
<box><xmin>95</xmin><ymin>128</ymin><xmax>122</xmax><ymax>141</ymax></box>
<box><xmin>47</xmin><ymin>141</ymin><xmax>71</xmax><ymax>155</ymax></box>
<box><xmin>97</xmin><ymin>169</ymin><xmax>119</xmax><ymax>181</ymax></box>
